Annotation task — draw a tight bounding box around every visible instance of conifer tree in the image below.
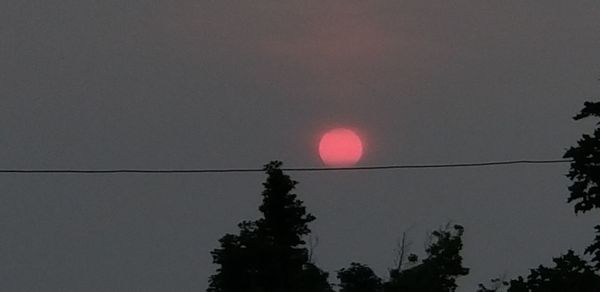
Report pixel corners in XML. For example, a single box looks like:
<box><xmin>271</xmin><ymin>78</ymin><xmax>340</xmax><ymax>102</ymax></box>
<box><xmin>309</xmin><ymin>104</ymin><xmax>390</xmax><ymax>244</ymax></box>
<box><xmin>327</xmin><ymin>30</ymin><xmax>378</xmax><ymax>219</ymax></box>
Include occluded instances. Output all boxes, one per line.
<box><xmin>207</xmin><ymin>161</ymin><xmax>331</xmax><ymax>292</ymax></box>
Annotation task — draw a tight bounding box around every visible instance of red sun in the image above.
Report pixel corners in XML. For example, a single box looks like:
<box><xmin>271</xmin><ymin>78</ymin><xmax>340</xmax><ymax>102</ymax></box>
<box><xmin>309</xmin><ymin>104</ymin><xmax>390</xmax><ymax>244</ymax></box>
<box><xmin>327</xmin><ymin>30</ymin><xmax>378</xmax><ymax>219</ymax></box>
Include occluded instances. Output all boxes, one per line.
<box><xmin>318</xmin><ymin>128</ymin><xmax>364</xmax><ymax>166</ymax></box>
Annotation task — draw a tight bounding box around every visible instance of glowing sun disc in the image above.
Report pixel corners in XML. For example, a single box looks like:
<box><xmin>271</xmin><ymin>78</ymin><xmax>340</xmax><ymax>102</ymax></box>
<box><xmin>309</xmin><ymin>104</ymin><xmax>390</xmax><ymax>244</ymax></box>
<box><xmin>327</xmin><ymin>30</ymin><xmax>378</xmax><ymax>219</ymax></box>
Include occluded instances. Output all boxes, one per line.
<box><xmin>318</xmin><ymin>128</ymin><xmax>363</xmax><ymax>166</ymax></box>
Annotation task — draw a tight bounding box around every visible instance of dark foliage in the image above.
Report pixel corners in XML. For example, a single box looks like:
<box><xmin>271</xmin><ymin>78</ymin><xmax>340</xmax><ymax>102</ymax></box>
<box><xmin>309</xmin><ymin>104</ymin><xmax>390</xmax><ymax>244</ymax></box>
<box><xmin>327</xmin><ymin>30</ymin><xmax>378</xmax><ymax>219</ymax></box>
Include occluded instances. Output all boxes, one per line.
<box><xmin>297</xmin><ymin>263</ymin><xmax>334</xmax><ymax>292</ymax></box>
<box><xmin>586</xmin><ymin>226</ymin><xmax>600</xmax><ymax>271</ymax></box>
<box><xmin>384</xmin><ymin>224</ymin><xmax>469</xmax><ymax>292</ymax></box>
<box><xmin>492</xmin><ymin>101</ymin><xmax>600</xmax><ymax>291</ymax></box>
<box><xmin>478</xmin><ymin>251</ymin><xmax>600</xmax><ymax>292</ymax></box>
<box><xmin>506</xmin><ymin>250</ymin><xmax>600</xmax><ymax>292</ymax></box>
<box><xmin>564</xmin><ymin>101</ymin><xmax>600</xmax><ymax>214</ymax></box>
<box><xmin>564</xmin><ymin>101</ymin><xmax>600</xmax><ymax>271</ymax></box>
<box><xmin>337</xmin><ymin>262</ymin><xmax>383</xmax><ymax>292</ymax></box>
<box><xmin>207</xmin><ymin>161</ymin><xmax>331</xmax><ymax>292</ymax></box>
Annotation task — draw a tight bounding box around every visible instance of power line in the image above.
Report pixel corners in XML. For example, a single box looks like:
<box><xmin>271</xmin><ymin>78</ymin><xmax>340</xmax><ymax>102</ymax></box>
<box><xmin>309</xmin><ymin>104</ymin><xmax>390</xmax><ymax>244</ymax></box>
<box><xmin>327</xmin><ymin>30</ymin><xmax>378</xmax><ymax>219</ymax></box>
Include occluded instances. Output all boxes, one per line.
<box><xmin>0</xmin><ymin>159</ymin><xmax>571</xmax><ymax>174</ymax></box>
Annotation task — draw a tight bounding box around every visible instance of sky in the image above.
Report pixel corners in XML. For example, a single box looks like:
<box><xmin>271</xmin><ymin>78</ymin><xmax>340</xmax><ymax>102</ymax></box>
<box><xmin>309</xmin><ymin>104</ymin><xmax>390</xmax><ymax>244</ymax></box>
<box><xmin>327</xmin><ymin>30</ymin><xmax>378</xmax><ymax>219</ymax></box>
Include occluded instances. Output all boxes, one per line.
<box><xmin>1</xmin><ymin>1</ymin><xmax>600</xmax><ymax>291</ymax></box>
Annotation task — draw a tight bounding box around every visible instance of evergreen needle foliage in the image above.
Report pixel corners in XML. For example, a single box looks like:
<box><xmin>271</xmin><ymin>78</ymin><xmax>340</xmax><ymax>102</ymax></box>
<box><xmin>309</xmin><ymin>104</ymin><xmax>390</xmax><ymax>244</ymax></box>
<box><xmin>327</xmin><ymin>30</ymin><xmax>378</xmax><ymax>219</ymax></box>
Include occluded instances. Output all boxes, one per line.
<box><xmin>207</xmin><ymin>161</ymin><xmax>331</xmax><ymax>292</ymax></box>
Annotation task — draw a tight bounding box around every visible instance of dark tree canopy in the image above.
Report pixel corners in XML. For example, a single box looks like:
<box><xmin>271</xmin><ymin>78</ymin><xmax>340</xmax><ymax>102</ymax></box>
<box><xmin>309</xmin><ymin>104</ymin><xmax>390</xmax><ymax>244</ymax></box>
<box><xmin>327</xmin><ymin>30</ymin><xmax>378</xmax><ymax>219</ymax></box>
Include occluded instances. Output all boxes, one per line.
<box><xmin>564</xmin><ymin>101</ymin><xmax>600</xmax><ymax>270</ymax></box>
<box><xmin>478</xmin><ymin>251</ymin><xmax>600</xmax><ymax>292</ymax></box>
<box><xmin>384</xmin><ymin>224</ymin><xmax>469</xmax><ymax>292</ymax></box>
<box><xmin>586</xmin><ymin>226</ymin><xmax>600</xmax><ymax>271</ymax></box>
<box><xmin>297</xmin><ymin>263</ymin><xmax>335</xmax><ymax>292</ymax></box>
<box><xmin>207</xmin><ymin>161</ymin><xmax>331</xmax><ymax>292</ymax></box>
<box><xmin>337</xmin><ymin>262</ymin><xmax>383</xmax><ymax>292</ymax></box>
<box><xmin>257</xmin><ymin>161</ymin><xmax>315</xmax><ymax>247</ymax></box>
<box><xmin>484</xmin><ymin>100</ymin><xmax>600</xmax><ymax>292</ymax></box>
<box><xmin>564</xmin><ymin>101</ymin><xmax>600</xmax><ymax>213</ymax></box>
<box><xmin>505</xmin><ymin>250</ymin><xmax>600</xmax><ymax>292</ymax></box>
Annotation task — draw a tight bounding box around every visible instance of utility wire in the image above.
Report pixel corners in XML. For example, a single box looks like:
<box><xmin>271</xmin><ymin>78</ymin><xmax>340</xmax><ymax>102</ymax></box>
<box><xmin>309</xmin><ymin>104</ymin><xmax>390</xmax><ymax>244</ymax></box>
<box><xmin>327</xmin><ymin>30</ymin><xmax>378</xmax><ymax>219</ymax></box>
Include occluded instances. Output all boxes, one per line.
<box><xmin>0</xmin><ymin>159</ymin><xmax>571</xmax><ymax>174</ymax></box>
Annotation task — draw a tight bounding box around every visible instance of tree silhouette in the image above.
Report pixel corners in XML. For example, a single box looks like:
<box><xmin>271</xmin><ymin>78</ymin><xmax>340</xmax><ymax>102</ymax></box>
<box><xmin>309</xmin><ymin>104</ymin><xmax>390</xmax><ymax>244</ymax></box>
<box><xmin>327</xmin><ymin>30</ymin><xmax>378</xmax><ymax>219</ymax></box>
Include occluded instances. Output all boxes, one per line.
<box><xmin>505</xmin><ymin>250</ymin><xmax>600</xmax><ymax>292</ymax></box>
<box><xmin>564</xmin><ymin>101</ymin><xmax>600</xmax><ymax>270</ymax></box>
<box><xmin>586</xmin><ymin>226</ymin><xmax>600</xmax><ymax>271</ymax></box>
<box><xmin>486</xmin><ymin>100</ymin><xmax>600</xmax><ymax>291</ymax></box>
<box><xmin>337</xmin><ymin>262</ymin><xmax>382</xmax><ymax>292</ymax></box>
<box><xmin>297</xmin><ymin>263</ymin><xmax>334</xmax><ymax>292</ymax></box>
<box><xmin>564</xmin><ymin>101</ymin><xmax>600</xmax><ymax>213</ymax></box>
<box><xmin>207</xmin><ymin>161</ymin><xmax>332</xmax><ymax>292</ymax></box>
<box><xmin>384</xmin><ymin>224</ymin><xmax>469</xmax><ymax>292</ymax></box>
<box><xmin>478</xmin><ymin>251</ymin><xmax>600</xmax><ymax>292</ymax></box>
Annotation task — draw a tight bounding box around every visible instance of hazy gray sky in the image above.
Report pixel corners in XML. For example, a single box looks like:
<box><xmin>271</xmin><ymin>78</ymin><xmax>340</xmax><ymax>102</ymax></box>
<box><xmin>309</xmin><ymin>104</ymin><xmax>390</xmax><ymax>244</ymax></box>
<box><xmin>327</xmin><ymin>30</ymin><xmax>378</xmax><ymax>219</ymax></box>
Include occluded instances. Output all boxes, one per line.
<box><xmin>2</xmin><ymin>1</ymin><xmax>600</xmax><ymax>291</ymax></box>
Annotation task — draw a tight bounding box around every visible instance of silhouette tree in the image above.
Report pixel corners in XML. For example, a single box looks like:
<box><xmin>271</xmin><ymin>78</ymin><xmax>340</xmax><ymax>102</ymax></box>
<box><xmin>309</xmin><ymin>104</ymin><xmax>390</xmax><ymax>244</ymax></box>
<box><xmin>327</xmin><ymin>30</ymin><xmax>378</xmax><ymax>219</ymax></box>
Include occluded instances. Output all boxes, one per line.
<box><xmin>478</xmin><ymin>250</ymin><xmax>600</xmax><ymax>292</ymax></box>
<box><xmin>505</xmin><ymin>250</ymin><xmax>600</xmax><ymax>292</ymax></box>
<box><xmin>337</xmin><ymin>262</ymin><xmax>382</xmax><ymax>292</ymax></box>
<box><xmin>488</xmin><ymin>100</ymin><xmax>600</xmax><ymax>291</ymax></box>
<box><xmin>384</xmin><ymin>224</ymin><xmax>469</xmax><ymax>292</ymax></box>
<box><xmin>297</xmin><ymin>263</ymin><xmax>334</xmax><ymax>292</ymax></box>
<box><xmin>207</xmin><ymin>161</ymin><xmax>332</xmax><ymax>292</ymax></box>
<box><xmin>564</xmin><ymin>101</ymin><xmax>600</xmax><ymax>213</ymax></box>
<box><xmin>564</xmin><ymin>101</ymin><xmax>600</xmax><ymax>270</ymax></box>
<box><xmin>586</xmin><ymin>226</ymin><xmax>600</xmax><ymax>271</ymax></box>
